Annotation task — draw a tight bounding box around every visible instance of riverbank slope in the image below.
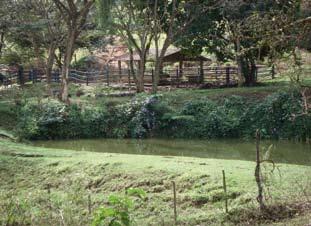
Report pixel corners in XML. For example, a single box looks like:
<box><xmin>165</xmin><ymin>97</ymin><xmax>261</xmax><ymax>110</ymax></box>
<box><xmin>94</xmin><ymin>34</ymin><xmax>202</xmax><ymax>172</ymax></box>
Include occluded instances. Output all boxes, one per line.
<box><xmin>1</xmin><ymin>139</ymin><xmax>311</xmax><ymax>225</ymax></box>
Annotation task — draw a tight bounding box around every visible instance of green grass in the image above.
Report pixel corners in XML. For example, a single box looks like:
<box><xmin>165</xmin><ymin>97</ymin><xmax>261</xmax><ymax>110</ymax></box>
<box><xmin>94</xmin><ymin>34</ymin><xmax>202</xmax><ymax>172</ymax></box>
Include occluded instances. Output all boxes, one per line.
<box><xmin>66</xmin><ymin>80</ymin><xmax>291</xmax><ymax>109</ymax></box>
<box><xmin>0</xmin><ymin>139</ymin><xmax>311</xmax><ymax>225</ymax></box>
<box><xmin>0</xmin><ymin>76</ymin><xmax>310</xmax><ymax>224</ymax></box>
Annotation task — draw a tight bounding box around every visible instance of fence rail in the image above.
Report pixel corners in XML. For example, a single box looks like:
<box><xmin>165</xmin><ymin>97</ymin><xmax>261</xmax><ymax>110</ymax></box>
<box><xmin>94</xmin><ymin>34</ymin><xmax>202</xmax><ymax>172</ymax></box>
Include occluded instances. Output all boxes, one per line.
<box><xmin>0</xmin><ymin>65</ymin><xmax>275</xmax><ymax>89</ymax></box>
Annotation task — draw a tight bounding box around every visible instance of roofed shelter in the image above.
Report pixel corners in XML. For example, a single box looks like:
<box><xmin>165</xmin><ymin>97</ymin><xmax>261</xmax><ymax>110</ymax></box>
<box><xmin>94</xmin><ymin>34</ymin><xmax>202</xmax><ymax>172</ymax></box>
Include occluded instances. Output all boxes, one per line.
<box><xmin>112</xmin><ymin>48</ymin><xmax>211</xmax><ymax>80</ymax></box>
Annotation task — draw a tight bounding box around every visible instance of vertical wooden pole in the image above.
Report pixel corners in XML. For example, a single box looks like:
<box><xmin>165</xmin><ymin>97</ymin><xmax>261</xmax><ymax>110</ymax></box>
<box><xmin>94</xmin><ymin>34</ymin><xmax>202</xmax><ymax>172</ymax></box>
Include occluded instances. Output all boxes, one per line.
<box><xmin>199</xmin><ymin>60</ymin><xmax>204</xmax><ymax>84</ymax></box>
<box><xmin>31</xmin><ymin>69</ymin><xmax>35</xmax><ymax>84</ymax></box>
<box><xmin>151</xmin><ymin>69</ymin><xmax>154</xmax><ymax>86</ymax></box>
<box><xmin>179</xmin><ymin>61</ymin><xmax>183</xmax><ymax>87</ymax></box>
<box><xmin>255</xmin><ymin>129</ymin><xmax>265</xmax><ymax>211</ymax></box>
<box><xmin>271</xmin><ymin>64</ymin><xmax>275</xmax><ymax>79</ymax></box>
<box><xmin>128</xmin><ymin>69</ymin><xmax>131</xmax><ymax>90</ymax></box>
<box><xmin>222</xmin><ymin>170</ymin><xmax>228</xmax><ymax>213</ymax></box>
<box><xmin>172</xmin><ymin>181</ymin><xmax>177</xmax><ymax>225</ymax></box>
<box><xmin>86</xmin><ymin>75</ymin><xmax>89</xmax><ymax>86</ymax></box>
<box><xmin>88</xmin><ymin>193</ymin><xmax>92</xmax><ymax>215</ymax></box>
<box><xmin>118</xmin><ymin>60</ymin><xmax>122</xmax><ymax>83</ymax></box>
<box><xmin>226</xmin><ymin>67</ymin><xmax>230</xmax><ymax>87</ymax></box>
<box><xmin>47</xmin><ymin>183</ymin><xmax>52</xmax><ymax>211</ymax></box>
<box><xmin>18</xmin><ymin>65</ymin><xmax>24</xmax><ymax>87</ymax></box>
<box><xmin>176</xmin><ymin>67</ymin><xmax>179</xmax><ymax>88</ymax></box>
<box><xmin>107</xmin><ymin>67</ymin><xmax>110</xmax><ymax>86</ymax></box>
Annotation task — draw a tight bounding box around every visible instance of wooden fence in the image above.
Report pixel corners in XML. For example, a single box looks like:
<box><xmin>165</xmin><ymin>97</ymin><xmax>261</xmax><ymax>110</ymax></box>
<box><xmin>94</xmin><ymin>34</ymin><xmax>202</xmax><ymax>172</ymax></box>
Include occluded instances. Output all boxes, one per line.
<box><xmin>0</xmin><ymin>65</ymin><xmax>275</xmax><ymax>88</ymax></box>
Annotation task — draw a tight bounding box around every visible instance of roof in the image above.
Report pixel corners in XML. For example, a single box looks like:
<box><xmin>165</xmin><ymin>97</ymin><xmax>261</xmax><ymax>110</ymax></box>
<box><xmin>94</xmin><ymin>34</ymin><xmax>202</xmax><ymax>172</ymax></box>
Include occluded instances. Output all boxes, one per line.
<box><xmin>112</xmin><ymin>48</ymin><xmax>211</xmax><ymax>62</ymax></box>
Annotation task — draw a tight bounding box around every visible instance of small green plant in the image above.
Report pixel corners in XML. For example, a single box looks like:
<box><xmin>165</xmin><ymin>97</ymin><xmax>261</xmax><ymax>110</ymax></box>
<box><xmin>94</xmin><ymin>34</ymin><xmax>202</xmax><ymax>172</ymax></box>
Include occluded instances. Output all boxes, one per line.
<box><xmin>92</xmin><ymin>188</ymin><xmax>146</xmax><ymax>226</ymax></box>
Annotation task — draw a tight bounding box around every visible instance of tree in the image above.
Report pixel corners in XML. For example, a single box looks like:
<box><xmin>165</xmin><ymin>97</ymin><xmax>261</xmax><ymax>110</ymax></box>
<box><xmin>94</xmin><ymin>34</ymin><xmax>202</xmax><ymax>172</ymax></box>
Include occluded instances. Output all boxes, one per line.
<box><xmin>32</xmin><ymin>0</ymin><xmax>65</xmax><ymax>95</ymax></box>
<box><xmin>0</xmin><ymin>1</ymin><xmax>11</xmax><ymax>58</ymax></box>
<box><xmin>151</xmin><ymin>0</ymin><xmax>219</xmax><ymax>92</ymax></box>
<box><xmin>1</xmin><ymin>0</ymin><xmax>46</xmax><ymax>66</ymax></box>
<box><xmin>177</xmin><ymin>0</ymin><xmax>303</xmax><ymax>86</ymax></box>
<box><xmin>104</xmin><ymin>0</ymin><xmax>154</xmax><ymax>93</ymax></box>
<box><xmin>53</xmin><ymin>0</ymin><xmax>95</xmax><ymax>103</ymax></box>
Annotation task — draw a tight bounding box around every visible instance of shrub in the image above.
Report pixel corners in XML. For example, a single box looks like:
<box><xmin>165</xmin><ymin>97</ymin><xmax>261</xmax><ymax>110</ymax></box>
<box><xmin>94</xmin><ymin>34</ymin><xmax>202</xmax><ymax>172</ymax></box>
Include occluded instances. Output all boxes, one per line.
<box><xmin>92</xmin><ymin>188</ymin><xmax>146</xmax><ymax>226</ymax></box>
<box><xmin>15</xmin><ymin>90</ymin><xmax>310</xmax><ymax>141</ymax></box>
<box><xmin>16</xmin><ymin>100</ymin><xmax>109</xmax><ymax>140</ymax></box>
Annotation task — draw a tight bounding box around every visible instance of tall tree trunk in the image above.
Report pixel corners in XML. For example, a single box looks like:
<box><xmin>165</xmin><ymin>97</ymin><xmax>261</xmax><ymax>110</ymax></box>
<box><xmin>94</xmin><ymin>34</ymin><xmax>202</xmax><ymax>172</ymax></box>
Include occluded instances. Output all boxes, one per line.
<box><xmin>46</xmin><ymin>43</ymin><xmax>57</xmax><ymax>96</ymax></box>
<box><xmin>153</xmin><ymin>58</ymin><xmax>163</xmax><ymax>93</ymax></box>
<box><xmin>136</xmin><ymin>55</ymin><xmax>145</xmax><ymax>93</ymax></box>
<box><xmin>0</xmin><ymin>32</ymin><xmax>4</xmax><ymax>59</ymax></box>
<box><xmin>129</xmin><ymin>47</ymin><xmax>137</xmax><ymax>85</ymax></box>
<box><xmin>249</xmin><ymin>59</ymin><xmax>257</xmax><ymax>86</ymax></box>
<box><xmin>61</xmin><ymin>29</ymin><xmax>76</xmax><ymax>103</ymax></box>
<box><xmin>235</xmin><ymin>37</ymin><xmax>245</xmax><ymax>87</ymax></box>
<box><xmin>240</xmin><ymin>57</ymin><xmax>257</xmax><ymax>86</ymax></box>
<box><xmin>152</xmin><ymin>40</ymin><xmax>170</xmax><ymax>93</ymax></box>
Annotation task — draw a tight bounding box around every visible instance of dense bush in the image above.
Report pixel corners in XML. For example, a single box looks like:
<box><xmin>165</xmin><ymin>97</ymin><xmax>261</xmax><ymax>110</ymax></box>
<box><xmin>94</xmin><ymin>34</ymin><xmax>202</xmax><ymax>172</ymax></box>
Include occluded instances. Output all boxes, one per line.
<box><xmin>15</xmin><ymin>90</ymin><xmax>311</xmax><ymax>141</ymax></box>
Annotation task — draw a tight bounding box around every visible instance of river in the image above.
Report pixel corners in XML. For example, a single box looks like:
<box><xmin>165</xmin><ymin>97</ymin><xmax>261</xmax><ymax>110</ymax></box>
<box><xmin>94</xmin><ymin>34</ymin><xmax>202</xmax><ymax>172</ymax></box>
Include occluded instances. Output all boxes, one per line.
<box><xmin>34</xmin><ymin>138</ymin><xmax>311</xmax><ymax>166</ymax></box>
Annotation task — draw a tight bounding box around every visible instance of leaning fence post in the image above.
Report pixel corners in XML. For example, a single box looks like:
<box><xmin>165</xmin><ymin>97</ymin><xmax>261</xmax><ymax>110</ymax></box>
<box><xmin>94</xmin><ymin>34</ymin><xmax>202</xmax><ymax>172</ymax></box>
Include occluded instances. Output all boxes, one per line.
<box><xmin>172</xmin><ymin>181</ymin><xmax>177</xmax><ymax>225</ymax></box>
<box><xmin>222</xmin><ymin>170</ymin><xmax>229</xmax><ymax>213</ymax></box>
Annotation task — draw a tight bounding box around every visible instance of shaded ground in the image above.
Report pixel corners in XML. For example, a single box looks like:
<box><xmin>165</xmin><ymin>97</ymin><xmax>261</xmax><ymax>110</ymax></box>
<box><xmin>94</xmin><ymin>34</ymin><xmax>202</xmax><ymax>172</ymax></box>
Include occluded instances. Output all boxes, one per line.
<box><xmin>0</xmin><ymin>139</ymin><xmax>311</xmax><ymax>225</ymax></box>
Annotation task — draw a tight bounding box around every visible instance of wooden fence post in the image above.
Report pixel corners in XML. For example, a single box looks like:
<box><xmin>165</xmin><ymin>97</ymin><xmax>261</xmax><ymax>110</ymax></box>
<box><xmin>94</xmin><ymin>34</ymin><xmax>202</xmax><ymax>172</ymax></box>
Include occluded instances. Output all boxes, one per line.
<box><xmin>86</xmin><ymin>75</ymin><xmax>89</xmax><ymax>86</ymax></box>
<box><xmin>128</xmin><ymin>69</ymin><xmax>131</xmax><ymax>90</ymax></box>
<box><xmin>226</xmin><ymin>67</ymin><xmax>230</xmax><ymax>87</ymax></box>
<box><xmin>254</xmin><ymin>65</ymin><xmax>258</xmax><ymax>82</ymax></box>
<box><xmin>200</xmin><ymin>66</ymin><xmax>204</xmax><ymax>84</ymax></box>
<box><xmin>88</xmin><ymin>193</ymin><xmax>92</xmax><ymax>215</ymax></box>
<box><xmin>47</xmin><ymin>183</ymin><xmax>52</xmax><ymax>211</ymax></box>
<box><xmin>176</xmin><ymin>67</ymin><xmax>179</xmax><ymax>88</ymax></box>
<box><xmin>106</xmin><ymin>67</ymin><xmax>110</xmax><ymax>86</ymax></box>
<box><xmin>222</xmin><ymin>170</ymin><xmax>228</xmax><ymax>213</ymax></box>
<box><xmin>30</xmin><ymin>69</ymin><xmax>35</xmax><ymax>84</ymax></box>
<box><xmin>18</xmin><ymin>65</ymin><xmax>24</xmax><ymax>87</ymax></box>
<box><xmin>151</xmin><ymin>69</ymin><xmax>154</xmax><ymax>86</ymax></box>
<box><xmin>197</xmin><ymin>67</ymin><xmax>200</xmax><ymax>84</ymax></box>
<box><xmin>172</xmin><ymin>181</ymin><xmax>177</xmax><ymax>225</ymax></box>
<box><xmin>118</xmin><ymin>60</ymin><xmax>122</xmax><ymax>83</ymax></box>
<box><xmin>255</xmin><ymin>129</ymin><xmax>265</xmax><ymax>211</ymax></box>
<box><xmin>271</xmin><ymin>64</ymin><xmax>275</xmax><ymax>79</ymax></box>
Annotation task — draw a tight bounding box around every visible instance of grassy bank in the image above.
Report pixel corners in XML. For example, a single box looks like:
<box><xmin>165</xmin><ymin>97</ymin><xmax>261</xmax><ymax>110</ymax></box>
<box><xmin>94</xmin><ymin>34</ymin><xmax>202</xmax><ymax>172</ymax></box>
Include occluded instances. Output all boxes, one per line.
<box><xmin>0</xmin><ymin>139</ymin><xmax>311</xmax><ymax>225</ymax></box>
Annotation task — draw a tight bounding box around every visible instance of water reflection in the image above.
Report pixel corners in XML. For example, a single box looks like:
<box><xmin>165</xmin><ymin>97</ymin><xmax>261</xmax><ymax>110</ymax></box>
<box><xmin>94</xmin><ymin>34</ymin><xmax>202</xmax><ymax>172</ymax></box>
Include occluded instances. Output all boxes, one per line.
<box><xmin>34</xmin><ymin>139</ymin><xmax>311</xmax><ymax>166</ymax></box>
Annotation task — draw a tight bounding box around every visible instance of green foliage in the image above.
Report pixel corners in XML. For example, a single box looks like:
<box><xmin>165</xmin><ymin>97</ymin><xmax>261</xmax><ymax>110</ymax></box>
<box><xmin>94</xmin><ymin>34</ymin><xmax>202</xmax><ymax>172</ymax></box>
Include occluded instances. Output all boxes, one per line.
<box><xmin>15</xmin><ymin>90</ymin><xmax>310</xmax><ymax>141</ymax></box>
<box><xmin>0</xmin><ymin>51</ymin><xmax>22</xmax><ymax>65</ymax></box>
<box><xmin>71</xmin><ymin>56</ymin><xmax>90</xmax><ymax>70</ymax></box>
<box><xmin>106</xmin><ymin>94</ymin><xmax>168</xmax><ymax>138</ymax></box>
<box><xmin>160</xmin><ymin>90</ymin><xmax>310</xmax><ymax>140</ymax></box>
<box><xmin>92</xmin><ymin>188</ymin><xmax>146</xmax><ymax>226</ymax></box>
<box><xmin>16</xmin><ymin>100</ymin><xmax>109</xmax><ymax>139</ymax></box>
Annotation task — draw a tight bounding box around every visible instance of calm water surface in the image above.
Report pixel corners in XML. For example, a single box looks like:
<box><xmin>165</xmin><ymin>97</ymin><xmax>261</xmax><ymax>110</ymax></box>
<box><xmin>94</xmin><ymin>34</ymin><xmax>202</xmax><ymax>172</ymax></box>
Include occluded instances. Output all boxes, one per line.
<box><xmin>34</xmin><ymin>139</ymin><xmax>311</xmax><ymax>166</ymax></box>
